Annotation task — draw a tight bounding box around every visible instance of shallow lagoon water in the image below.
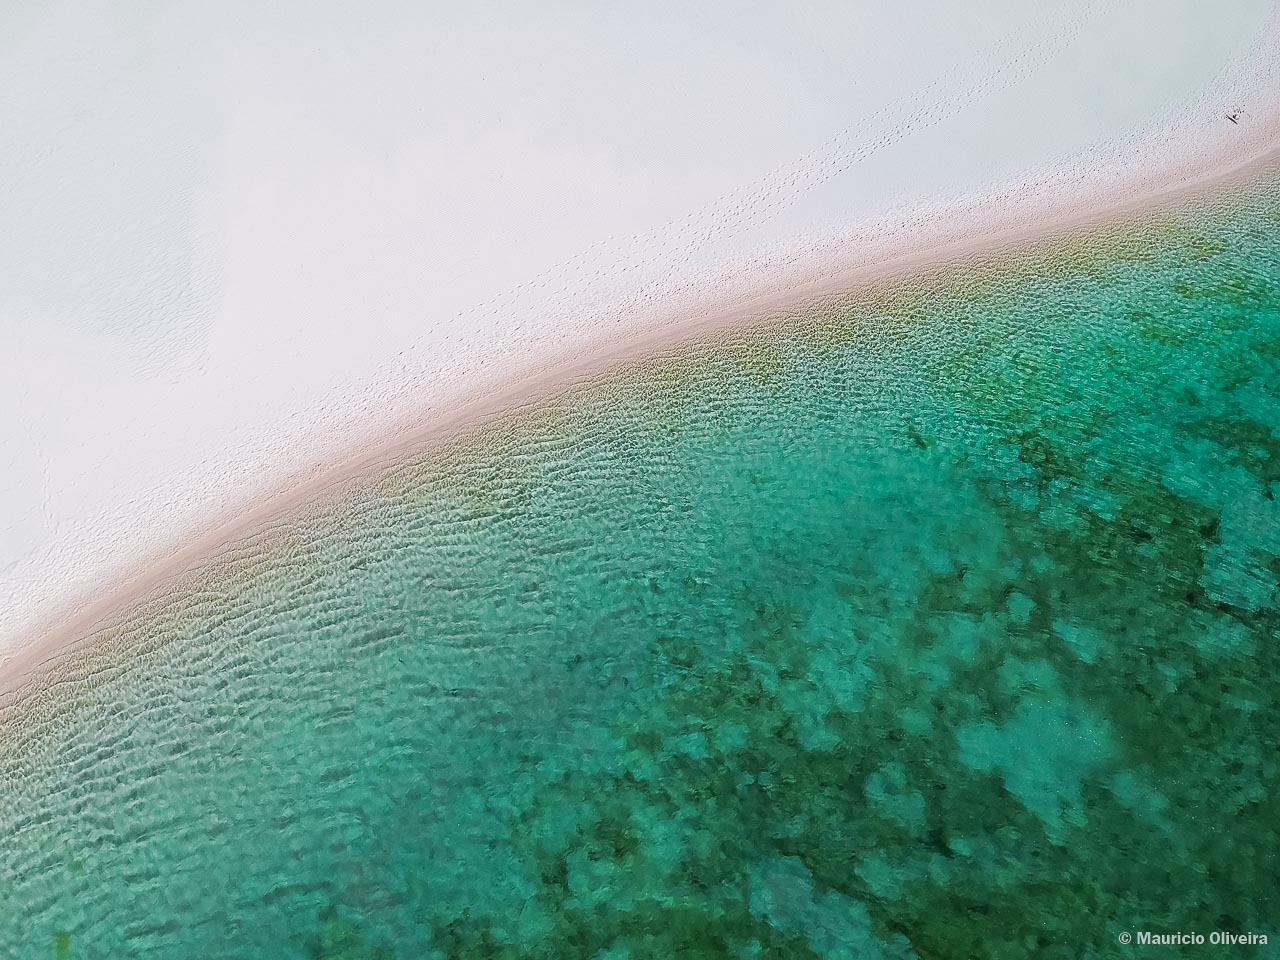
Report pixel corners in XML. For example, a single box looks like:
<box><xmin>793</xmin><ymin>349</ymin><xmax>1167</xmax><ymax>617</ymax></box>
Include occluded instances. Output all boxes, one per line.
<box><xmin>2</xmin><ymin>177</ymin><xmax>1279</xmax><ymax>958</ymax></box>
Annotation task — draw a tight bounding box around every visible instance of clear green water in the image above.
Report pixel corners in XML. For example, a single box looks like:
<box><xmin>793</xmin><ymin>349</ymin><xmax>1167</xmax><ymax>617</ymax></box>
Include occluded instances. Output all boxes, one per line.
<box><xmin>2</xmin><ymin>177</ymin><xmax>1279</xmax><ymax>959</ymax></box>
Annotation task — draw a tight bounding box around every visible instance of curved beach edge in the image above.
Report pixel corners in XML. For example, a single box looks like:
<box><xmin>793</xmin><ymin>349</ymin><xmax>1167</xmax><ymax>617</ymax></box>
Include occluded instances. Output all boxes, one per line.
<box><xmin>4</xmin><ymin>139</ymin><xmax>1280</xmax><ymax>704</ymax></box>
<box><xmin>3</xmin><ymin>12</ymin><xmax>1280</xmax><ymax>698</ymax></box>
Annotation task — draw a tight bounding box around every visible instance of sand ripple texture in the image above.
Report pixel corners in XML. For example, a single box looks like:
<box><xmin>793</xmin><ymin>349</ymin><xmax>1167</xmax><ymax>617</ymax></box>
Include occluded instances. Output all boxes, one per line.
<box><xmin>1</xmin><ymin>175</ymin><xmax>1279</xmax><ymax>957</ymax></box>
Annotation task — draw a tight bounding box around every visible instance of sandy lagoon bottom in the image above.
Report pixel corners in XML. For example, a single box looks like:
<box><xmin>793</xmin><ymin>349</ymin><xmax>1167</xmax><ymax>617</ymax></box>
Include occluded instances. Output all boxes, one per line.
<box><xmin>2</xmin><ymin>172</ymin><xmax>1279</xmax><ymax>959</ymax></box>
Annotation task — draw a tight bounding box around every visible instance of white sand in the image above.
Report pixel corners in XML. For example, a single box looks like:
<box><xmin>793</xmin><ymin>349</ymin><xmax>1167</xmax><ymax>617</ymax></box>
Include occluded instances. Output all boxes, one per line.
<box><xmin>2</xmin><ymin>0</ymin><xmax>1279</xmax><ymax>657</ymax></box>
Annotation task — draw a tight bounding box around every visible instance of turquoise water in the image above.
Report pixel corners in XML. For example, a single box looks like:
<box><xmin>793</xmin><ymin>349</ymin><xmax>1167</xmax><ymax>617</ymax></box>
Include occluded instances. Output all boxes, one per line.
<box><xmin>2</xmin><ymin>177</ymin><xmax>1279</xmax><ymax>959</ymax></box>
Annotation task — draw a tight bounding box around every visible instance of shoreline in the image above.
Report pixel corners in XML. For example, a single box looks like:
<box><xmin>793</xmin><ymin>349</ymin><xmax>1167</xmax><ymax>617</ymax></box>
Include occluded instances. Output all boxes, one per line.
<box><xmin>3</xmin><ymin>136</ymin><xmax>1280</xmax><ymax>701</ymax></box>
<box><xmin>5</xmin><ymin>6</ymin><xmax>1280</xmax><ymax>660</ymax></box>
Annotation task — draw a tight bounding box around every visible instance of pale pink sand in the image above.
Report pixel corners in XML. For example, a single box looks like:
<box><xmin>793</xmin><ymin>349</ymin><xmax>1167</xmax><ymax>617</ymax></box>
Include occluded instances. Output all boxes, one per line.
<box><xmin>4</xmin><ymin>134</ymin><xmax>1279</xmax><ymax>701</ymax></box>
